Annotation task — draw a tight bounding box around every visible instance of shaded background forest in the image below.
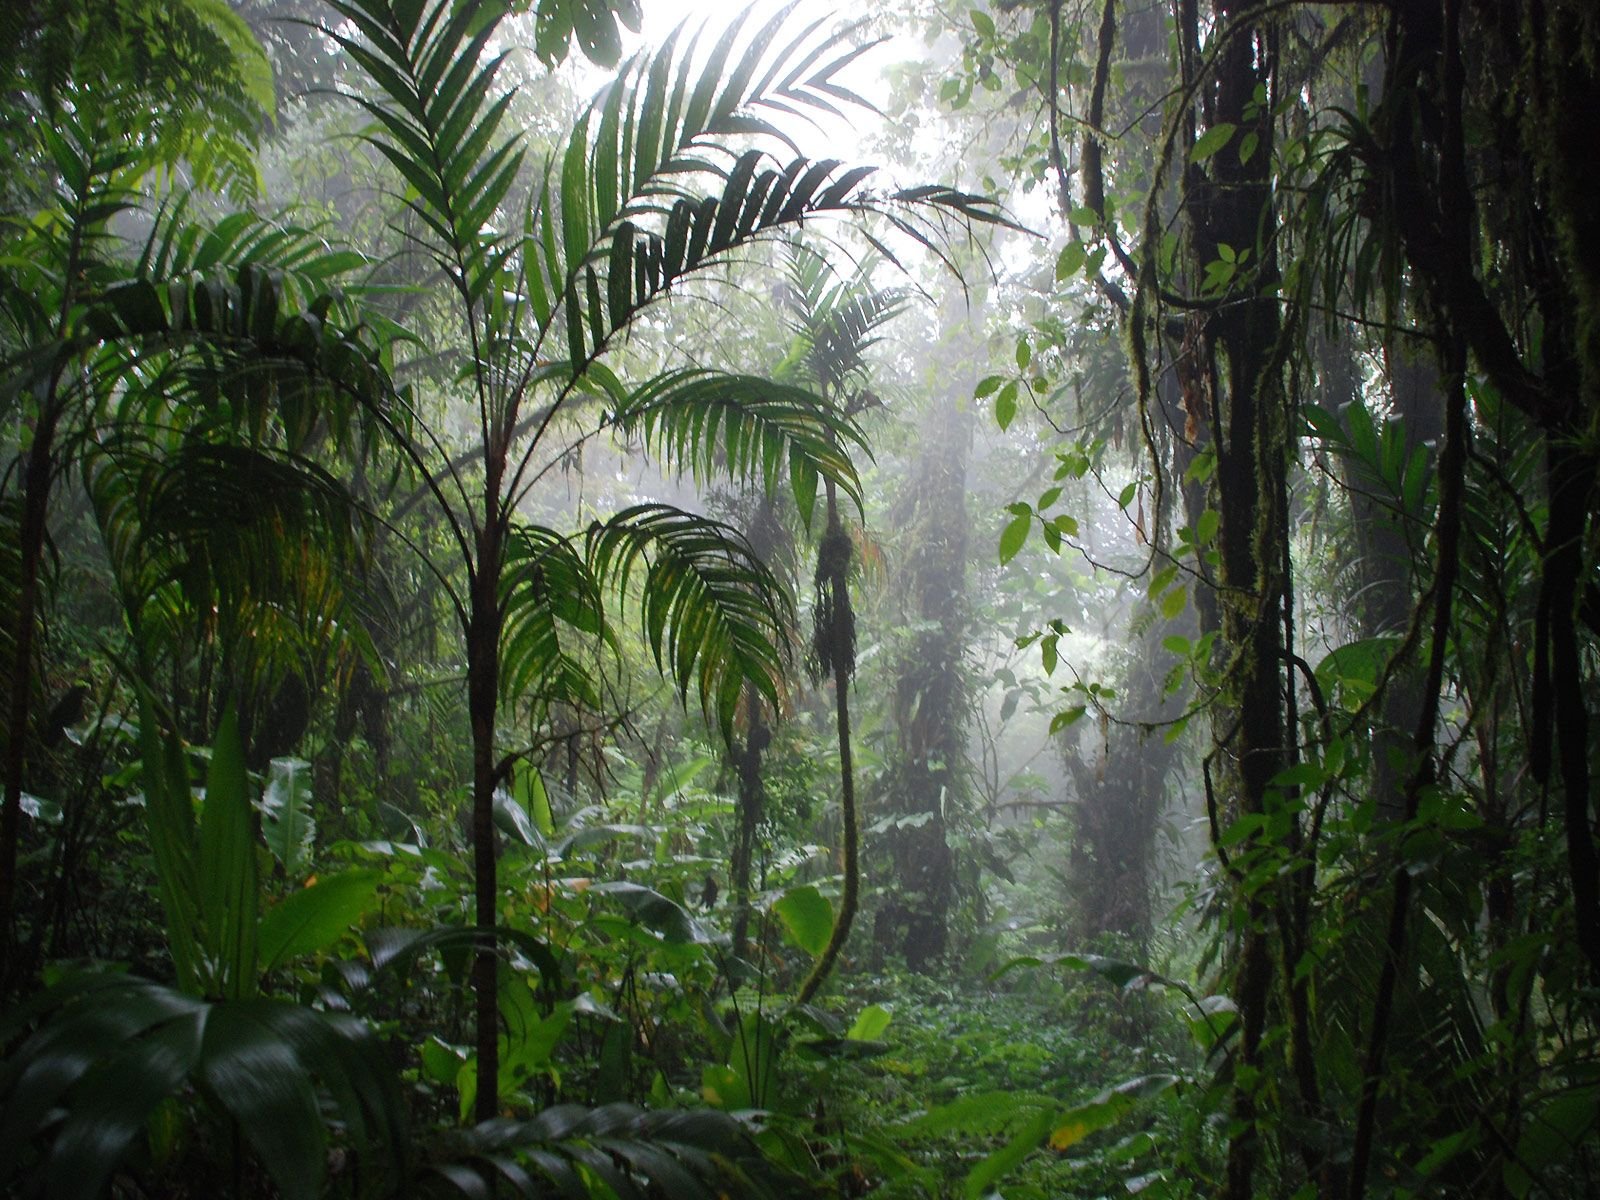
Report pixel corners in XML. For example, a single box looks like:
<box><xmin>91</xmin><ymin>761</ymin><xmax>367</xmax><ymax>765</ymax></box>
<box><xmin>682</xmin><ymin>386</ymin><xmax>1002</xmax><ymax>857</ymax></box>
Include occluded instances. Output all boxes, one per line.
<box><xmin>2</xmin><ymin>0</ymin><xmax>1598</xmax><ymax>1197</ymax></box>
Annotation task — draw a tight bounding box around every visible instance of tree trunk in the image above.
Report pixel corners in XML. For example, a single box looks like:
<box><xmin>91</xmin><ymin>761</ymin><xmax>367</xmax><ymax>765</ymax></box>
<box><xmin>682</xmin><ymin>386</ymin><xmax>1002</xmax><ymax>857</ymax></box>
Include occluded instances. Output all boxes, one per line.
<box><xmin>873</xmin><ymin>395</ymin><xmax>969</xmax><ymax>972</ymax></box>
<box><xmin>1190</xmin><ymin>6</ymin><xmax>1288</xmax><ymax>1196</ymax></box>
<box><xmin>730</xmin><ymin>684</ymin><xmax>767</xmax><ymax>960</ymax></box>
<box><xmin>468</xmin><ymin>502</ymin><xmax>505</xmax><ymax>1124</ymax></box>
<box><xmin>0</xmin><ymin>406</ymin><xmax>60</xmax><ymax>985</ymax></box>
<box><xmin>796</xmin><ymin>482</ymin><xmax>859</xmax><ymax>1005</ymax></box>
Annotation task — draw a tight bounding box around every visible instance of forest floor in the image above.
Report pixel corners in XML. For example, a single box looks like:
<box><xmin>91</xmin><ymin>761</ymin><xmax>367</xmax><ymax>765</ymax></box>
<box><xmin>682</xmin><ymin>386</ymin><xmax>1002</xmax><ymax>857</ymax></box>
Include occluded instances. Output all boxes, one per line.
<box><xmin>798</xmin><ymin>969</ymin><xmax>1193</xmax><ymax>1199</ymax></box>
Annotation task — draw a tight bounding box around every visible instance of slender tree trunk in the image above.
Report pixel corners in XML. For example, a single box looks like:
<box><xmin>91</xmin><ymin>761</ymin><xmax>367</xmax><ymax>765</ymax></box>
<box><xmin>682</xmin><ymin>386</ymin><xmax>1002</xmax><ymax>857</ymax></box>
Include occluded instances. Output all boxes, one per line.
<box><xmin>469</xmin><ymin>495</ymin><xmax>505</xmax><ymax>1124</ymax></box>
<box><xmin>0</xmin><ymin>408</ymin><xmax>59</xmax><ymax>983</ymax></box>
<box><xmin>796</xmin><ymin>481</ymin><xmax>858</xmax><ymax>1005</ymax></box>
<box><xmin>1543</xmin><ymin>440</ymin><xmax>1600</xmax><ymax>982</ymax></box>
<box><xmin>730</xmin><ymin>684</ymin><xmax>767</xmax><ymax>960</ymax></box>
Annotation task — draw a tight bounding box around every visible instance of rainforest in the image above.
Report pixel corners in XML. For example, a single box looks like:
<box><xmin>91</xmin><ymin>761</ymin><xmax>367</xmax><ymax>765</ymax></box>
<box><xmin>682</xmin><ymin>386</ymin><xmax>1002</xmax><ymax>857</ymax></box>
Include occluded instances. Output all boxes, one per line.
<box><xmin>2</xmin><ymin>0</ymin><xmax>1598</xmax><ymax>1197</ymax></box>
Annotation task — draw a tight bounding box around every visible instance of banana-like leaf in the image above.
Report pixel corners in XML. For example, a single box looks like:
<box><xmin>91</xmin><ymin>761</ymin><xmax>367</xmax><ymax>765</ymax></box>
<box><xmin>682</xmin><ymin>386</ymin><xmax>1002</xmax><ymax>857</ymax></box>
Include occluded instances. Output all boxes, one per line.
<box><xmin>261</xmin><ymin>756</ymin><xmax>316</xmax><ymax>877</ymax></box>
<box><xmin>585</xmin><ymin>504</ymin><xmax>793</xmax><ymax>738</ymax></box>
<box><xmin>257</xmin><ymin>869</ymin><xmax>384</xmax><ymax>975</ymax></box>
<box><xmin>589</xmin><ymin>881</ymin><xmax>711</xmax><ymax>944</ymax></box>
<box><xmin>0</xmin><ymin>974</ymin><xmax>407</xmax><ymax>1200</ymax></box>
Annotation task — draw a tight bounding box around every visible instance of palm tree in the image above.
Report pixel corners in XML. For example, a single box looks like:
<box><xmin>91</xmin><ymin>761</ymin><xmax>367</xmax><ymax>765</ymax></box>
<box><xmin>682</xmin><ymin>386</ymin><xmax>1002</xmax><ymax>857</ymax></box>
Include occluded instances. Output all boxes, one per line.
<box><xmin>324</xmin><ymin>0</ymin><xmax>1009</xmax><ymax>1118</ymax></box>
<box><xmin>759</xmin><ymin>244</ymin><xmax>907</xmax><ymax>1001</ymax></box>
<box><xmin>0</xmin><ymin>3</ymin><xmax>376</xmax><ymax>969</ymax></box>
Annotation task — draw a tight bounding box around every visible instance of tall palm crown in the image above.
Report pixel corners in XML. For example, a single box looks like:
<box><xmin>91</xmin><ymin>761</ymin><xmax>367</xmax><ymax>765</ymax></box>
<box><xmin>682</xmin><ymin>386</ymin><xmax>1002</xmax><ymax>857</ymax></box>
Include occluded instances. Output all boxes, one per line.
<box><xmin>321</xmin><ymin>0</ymin><xmax>1009</xmax><ymax>1118</ymax></box>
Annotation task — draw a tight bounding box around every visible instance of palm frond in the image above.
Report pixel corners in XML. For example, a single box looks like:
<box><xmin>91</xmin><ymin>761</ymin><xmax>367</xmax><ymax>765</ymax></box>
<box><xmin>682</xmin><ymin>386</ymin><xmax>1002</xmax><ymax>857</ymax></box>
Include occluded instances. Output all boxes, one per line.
<box><xmin>778</xmin><ymin>242</ymin><xmax>907</xmax><ymax>396</ymax></box>
<box><xmin>79</xmin><ymin>261</ymin><xmax>392</xmax><ymax>453</ymax></box>
<box><xmin>606</xmin><ymin>368</ymin><xmax>867</xmax><ymax>526</ymax></box>
<box><xmin>499</xmin><ymin>523</ymin><xmax>611</xmax><ymax>714</ymax></box>
<box><xmin>586</xmin><ymin>505</ymin><xmax>793</xmax><ymax>737</ymax></box>
<box><xmin>545</xmin><ymin>140</ymin><xmax>1004</xmax><ymax>377</ymax></box>
<box><xmin>0</xmin><ymin>973</ymin><xmax>408</xmax><ymax>1200</ymax></box>
<box><xmin>328</xmin><ymin>0</ymin><xmax>1012</xmax><ymax>395</ymax></box>
<box><xmin>323</xmin><ymin>0</ymin><xmax>526</xmax><ymax>308</ymax></box>
<box><xmin>137</xmin><ymin>194</ymin><xmax>371</xmax><ymax>314</ymax></box>
<box><xmin>431</xmin><ymin>1102</ymin><xmax>812</xmax><ymax>1199</ymax></box>
<box><xmin>11</xmin><ymin>0</ymin><xmax>273</xmax><ymax>198</ymax></box>
<box><xmin>88</xmin><ymin>438</ymin><xmax>371</xmax><ymax>694</ymax></box>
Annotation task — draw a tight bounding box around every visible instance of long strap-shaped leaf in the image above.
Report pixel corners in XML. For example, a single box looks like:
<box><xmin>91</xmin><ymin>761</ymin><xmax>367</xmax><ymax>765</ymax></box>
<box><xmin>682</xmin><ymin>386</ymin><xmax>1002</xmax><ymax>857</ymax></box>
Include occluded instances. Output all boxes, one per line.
<box><xmin>198</xmin><ymin>707</ymin><xmax>259</xmax><ymax>1000</ymax></box>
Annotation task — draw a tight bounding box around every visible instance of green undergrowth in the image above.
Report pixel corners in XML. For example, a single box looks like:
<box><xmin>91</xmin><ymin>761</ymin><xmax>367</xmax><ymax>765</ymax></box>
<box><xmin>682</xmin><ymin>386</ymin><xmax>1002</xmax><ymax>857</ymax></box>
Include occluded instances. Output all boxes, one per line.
<box><xmin>795</xmin><ymin>969</ymin><xmax>1203</xmax><ymax>1199</ymax></box>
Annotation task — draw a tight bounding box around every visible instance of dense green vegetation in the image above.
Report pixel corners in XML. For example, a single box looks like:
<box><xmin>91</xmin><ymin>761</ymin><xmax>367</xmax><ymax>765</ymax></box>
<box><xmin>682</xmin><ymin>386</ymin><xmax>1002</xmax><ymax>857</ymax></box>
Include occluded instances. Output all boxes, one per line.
<box><xmin>3</xmin><ymin>0</ymin><xmax>1599</xmax><ymax>1197</ymax></box>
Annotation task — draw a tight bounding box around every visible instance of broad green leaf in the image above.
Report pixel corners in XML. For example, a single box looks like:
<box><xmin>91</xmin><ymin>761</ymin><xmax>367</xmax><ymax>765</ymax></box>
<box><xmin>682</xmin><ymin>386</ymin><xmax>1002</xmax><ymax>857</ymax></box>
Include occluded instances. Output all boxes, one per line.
<box><xmin>200</xmin><ymin>1006</ymin><xmax>326</xmax><ymax>1200</ymax></box>
<box><xmin>848</xmin><ymin>1003</ymin><xmax>892</xmax><ymax>1042</ymax></box>
<box><xmin>47</xmin><ymin>1012</ymin><xmax>208</xmax><ymax>1199</ymax></box>
<box><xmin>1513</xmin><ymin>1085</ymin><xmax>1600</xmax><ymax>1185</ymax></box>
<box><xmin>793</xmin><ymin>1035</ymin><xmax>891</xmax><ymax>1060</ymax></box>
<box><xmin>590</xmin><ymin>881</ymin><xmax>710</xmax><ymax>943</ymax></box>
<box><xmin>1056</xmin><ymin>240</ymin><xmax>1087</xmax><ymax>279</ymax></box>
<box><xmin>1049</xmin><ymin>705</ymin><xmax>1087</xmax><ymax>733</ymax></box>
<box><xmin>573</xmin><ymin>0</ymin><xmax>624</xmax><ymax>67</ymax></box>
<box><xmin>257</xmin><ymin>870</ymin><xmax>384</xmax><ymax>974</ymax></box>
<box><xmin>774</xmin><ymin>884</ymin><xmax>834</xmax><ymax>957</ymax></box>
<box><xmin>261</xmin><ymin>757</ymin><xmax>315</xmax><ymax>878</ymax></box>
<box><xmin>1315</xmin><ymin>635</ymin><xmax>1402</xmax><ymax>706</ymax></box>
<box><xmin>999</xmin><ymin>513</ymin><xmax>1030</xmax><ymax>564</ymax></box>
<box><xmin>1183</xmin><ymin>994</ymin><xmax>1238</xmax><ymax>1053</ymax></box>
<box><xmin>701</xmin><ymin>1062</ymin><xmax>747</xmax><ymax>1110</ymax></box>
<box><xmin>421</xmin><ymin>1035</ymin><xmax>465</xmax><ymax>1085</ymax></box>
<box><xmin>515</xmin><ymin>763</ymin><xmax>556</xmax><ymax>836</ymax></box>
<box><xmin>1048</xmin><ymin>1074</ymin><xmax>1181</xmax><ymax>1151</ymax></box>
<box><xmin>965</xmin><ymin>1107</ymin><xmax>1057</xmax><ymax>1198</ymax></box>
<box><xmin>995</xmin><ymin>379</ymin><xmax>1018</xmax><ymax>430</ymax></box>
<box><xmin>494</xmin><ymin>785</ymin><xmax>542</xmax><ymax>847</ymax></box>
<box><xmin>1190</xmin><ymin>122</ymin><xmax>1237</xmax><ymax>163</ymax></box>
<box><xmin>899</xmin><ymin>1090</ymin><xmax>1057</xmax><ymax>1138</ymax></box>
<box><xmin>8</xmin><ymin>975</ymin><xmax>403</xmax><ymax>1200</ymax></box>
